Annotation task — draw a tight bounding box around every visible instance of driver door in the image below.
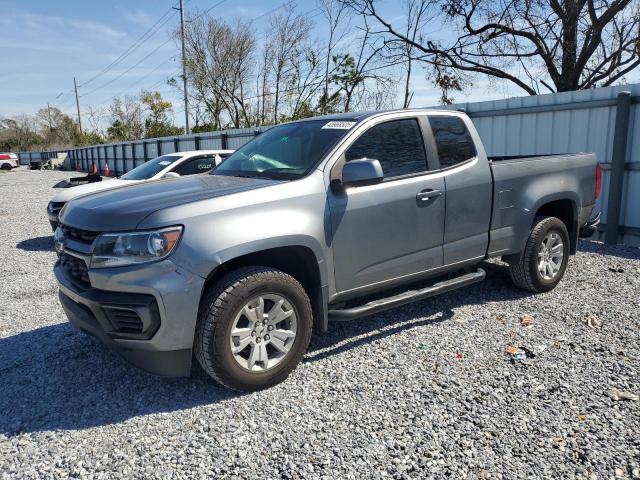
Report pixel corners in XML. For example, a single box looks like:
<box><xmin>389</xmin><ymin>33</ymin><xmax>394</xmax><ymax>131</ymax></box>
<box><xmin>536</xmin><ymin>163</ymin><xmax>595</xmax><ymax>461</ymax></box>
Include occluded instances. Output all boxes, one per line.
<box><xmin>328</xmin><ymin>117</ymin><xmax>445</xmax><ymax>294</ymax></box>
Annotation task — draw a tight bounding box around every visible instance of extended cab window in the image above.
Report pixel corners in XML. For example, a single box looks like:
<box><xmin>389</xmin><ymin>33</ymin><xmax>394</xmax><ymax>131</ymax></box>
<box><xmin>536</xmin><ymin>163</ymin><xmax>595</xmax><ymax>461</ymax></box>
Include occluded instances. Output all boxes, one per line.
<box><xmin>428</xmin><ymin>116</ymin><xmax>476</xmax><ymax>168</ymax></box>
<box><xmin>173</xmin><ymin>156</ymin><xmax>215</xmax><ymax>175</ymax></box>
<box><xmin>345</xmin><ymin>119</ymin><xmax>428</xmax><ymax>179</ymax></box>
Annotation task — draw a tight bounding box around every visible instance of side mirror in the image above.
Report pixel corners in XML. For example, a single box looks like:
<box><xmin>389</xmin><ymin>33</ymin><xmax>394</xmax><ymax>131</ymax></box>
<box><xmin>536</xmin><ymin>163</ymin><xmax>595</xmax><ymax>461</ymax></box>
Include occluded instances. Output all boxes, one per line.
<box><xmin>341</xmin><ymin>158</ymin><xmax>384</xmax><ymax>188</ymax></box>
<box><xmin>163</xmin><ymin>172</ymin><xmax>180</xmax><ymax>179</ymax></box>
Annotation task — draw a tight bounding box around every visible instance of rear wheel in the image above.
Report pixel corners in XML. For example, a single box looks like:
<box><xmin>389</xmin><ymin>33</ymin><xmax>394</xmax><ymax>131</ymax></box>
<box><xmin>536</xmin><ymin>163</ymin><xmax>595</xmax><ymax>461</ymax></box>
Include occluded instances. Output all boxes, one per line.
<box><xmin>194</xmin><ymin>266</ymin><xmax>313</xmax><ymax>391</ymax></box>
<box><xmin>509</xmin><ymin>216</ymin><xmax>570</xmax><ymax>293</ymax></box>
<box><xmin>1</xmin><ymin>163</ymin><xmax>10</xmax><ymax>170</ymax></box>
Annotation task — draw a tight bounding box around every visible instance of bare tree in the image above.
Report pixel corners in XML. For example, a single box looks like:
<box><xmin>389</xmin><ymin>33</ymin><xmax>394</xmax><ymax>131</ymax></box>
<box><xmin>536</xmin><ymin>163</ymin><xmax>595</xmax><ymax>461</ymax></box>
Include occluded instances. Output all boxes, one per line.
<box><xmin>285</xmin><ymin>47</ymin><xmax>326</xmax><ymax>119</ymax></box>
<box><xmin>344</xmin><ymin>0</ymin><xmax>640</xmax><ymax>95</ymax></box>
<box><xmin>318</xmin><ymin>0</ymin><xmax>352</xmax><ymax>112</ymax></box>
<box><xmin>107</xmin><ymin>95</ymin><xmax>144</xmax><ymax>141</ymax></box>
<box><xmin>35</xmin><ymin>106</ymin><xmax>81</xmax><ymax>148</ymax></box>
<box><xmin>0</xmin><ymin>115</ymin><xmax>43</xmax><ymax>151</ymax></box>
<box><xmin>180</xmin><ymin>14</ymin><xmax>256</xmax><ymax>128</ymax></box>
<box><xmin>392</xmin><ymin>0</ymin><xmax>432</xmax><ymax>107</ymax></box>
<box><xmin>266</xmin><ymin>8</ymin><xmax>313</xmax><ymax>122</ymax></box>
<box><xmin>331</xmin><ymin>17</ymin><xmax>391</xmax><ymax>111</ymax></box>
<box><xmin>84</xmin><ymin>106</ymin><xmax>108</xmax><ymax>139</ymax></box>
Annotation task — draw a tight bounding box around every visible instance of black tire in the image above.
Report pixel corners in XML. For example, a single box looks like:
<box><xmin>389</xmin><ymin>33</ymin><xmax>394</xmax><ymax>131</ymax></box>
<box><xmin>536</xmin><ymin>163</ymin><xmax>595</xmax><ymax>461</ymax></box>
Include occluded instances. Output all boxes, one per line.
<box><xmin>1</xmin><ymin>164</ymin><xmax>10</xmax><ymax>170</ymax></box>
<box><xmin>194</xmin><ymin>266</ymin><xmax>313</xmax><ymax>391</ymax></box>
<box><xmin>509</xmin><ymin>216</ymin><xmax>570</xmax><ymax>293</ymax></box>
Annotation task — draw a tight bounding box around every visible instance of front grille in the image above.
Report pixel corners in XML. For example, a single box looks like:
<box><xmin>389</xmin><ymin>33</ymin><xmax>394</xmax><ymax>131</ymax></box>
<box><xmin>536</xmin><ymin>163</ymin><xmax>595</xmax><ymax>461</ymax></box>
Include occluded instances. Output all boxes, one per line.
<box><xmin>103</xmin><ymin>307</ymin><xmax>145</xmax><ymax>334</ymax></box>
<box><xmin>60</xmin><ymin>252</ymin><xmax>90</xmax><ymax>287</ymax></box>
<box><xmin>61</xmin><ymin>224</ymin><xmax>100</xmax><ymax>243</ymax></box>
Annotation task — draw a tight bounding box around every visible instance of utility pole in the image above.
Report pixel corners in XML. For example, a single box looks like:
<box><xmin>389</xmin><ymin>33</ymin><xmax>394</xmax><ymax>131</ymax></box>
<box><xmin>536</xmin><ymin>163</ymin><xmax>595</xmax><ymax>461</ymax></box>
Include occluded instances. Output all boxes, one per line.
<box><xmin>177</xmin><ymin>0</ymin><xmax>190</xmax><ymax>134</ymax></box>
<box><xmin>73</xmin><ymin>77</ymin><xmax>83</xmax><ymax>133</ymax></box>
<box><xmin>46</xmin><ymin>103</ymin><xmax>53</xmax><ymax>132</ymax></box>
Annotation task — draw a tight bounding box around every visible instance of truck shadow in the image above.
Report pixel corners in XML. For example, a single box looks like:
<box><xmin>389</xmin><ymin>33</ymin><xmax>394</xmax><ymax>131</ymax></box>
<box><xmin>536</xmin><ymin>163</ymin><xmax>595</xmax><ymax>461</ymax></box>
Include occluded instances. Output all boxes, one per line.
<box><xmin>0</xmin><ymin>323</ymin><xmax>239</xmax><ymax>435</ymax></box>
<box><xmin>15</xmin><ymin>235</ymin><xmax>54</xmax><ymax>252</ymax></box>
<box><xmin>578</xmin><ymin>239</ymin><xmax>640</xmax><ymax>261</ymax></box>
<box><xmin>0</xmin><ymin>262</ymin><xmax>525</xmax><ymax>435</ymax></box>
<box><xmin>305</xmin><ymin>261</ymin><xmax>526</xmax><ymax>362</ymax></box>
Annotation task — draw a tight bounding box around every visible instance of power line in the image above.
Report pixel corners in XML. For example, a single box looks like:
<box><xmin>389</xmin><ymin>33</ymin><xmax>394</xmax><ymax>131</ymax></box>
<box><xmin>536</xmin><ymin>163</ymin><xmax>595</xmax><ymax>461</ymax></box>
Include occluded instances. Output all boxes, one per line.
<box><xmin>203</xmin><ymin>0</ymin><xmax>230</xmax><ymax>14</ymax></box>
<box><xmin>79</xmin><ymin>37</ymin><xmax>174</xmax><ymax>99</ymax></box>
<box><xmin>77</xmin><ymin>5</ymin><xmax>178</xmax><ymax>88</ymax></box>
<box><xmin>94</xmin><ymin>55</ymin><xmax>178</xmax><ymax>106</ymax></box>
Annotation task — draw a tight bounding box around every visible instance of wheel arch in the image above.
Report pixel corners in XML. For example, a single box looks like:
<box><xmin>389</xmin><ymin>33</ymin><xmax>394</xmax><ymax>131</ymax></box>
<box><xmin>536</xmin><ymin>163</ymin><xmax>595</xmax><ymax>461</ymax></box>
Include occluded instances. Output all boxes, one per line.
<box><xmin>533</xmin><ymin>197</ymin><xmax>578</xmax><ymax>254</ymax></box>
<box><xmin>201</xmin><ymin>244</ymin><xmax>328</xmax><ymax>332</ymax></box>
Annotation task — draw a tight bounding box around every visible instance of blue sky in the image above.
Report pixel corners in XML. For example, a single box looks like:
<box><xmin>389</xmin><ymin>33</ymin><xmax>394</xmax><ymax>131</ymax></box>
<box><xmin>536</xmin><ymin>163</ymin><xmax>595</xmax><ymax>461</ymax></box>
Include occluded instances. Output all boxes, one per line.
<box><xmin>1</xmin><ymin>0</ymin><xmax>637</xmax><ymax>128</ymax></box>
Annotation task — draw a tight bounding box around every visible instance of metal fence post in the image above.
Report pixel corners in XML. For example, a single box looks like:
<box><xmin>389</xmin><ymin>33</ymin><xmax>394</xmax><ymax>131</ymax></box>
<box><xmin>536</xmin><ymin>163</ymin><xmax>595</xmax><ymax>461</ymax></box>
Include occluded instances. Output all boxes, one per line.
<box><xmin>112</xmin><ymin>145</ymin><xmax>117</xmax><ymax>176</ymax></box>
<box><xmin>220</xmin><ymin>133</ymin><xmax>228</xmax><ymax>150</ymax></box>
<box><xmin>157</xmin><ymin>139</ymin><xmax>162</xmax><ymax>157</ymax></box>
<box><xmin>143</xmin><ymin>140</ymin><xmax>148</xmax><ymax>162</ymax></box>
<box><xmin>132</xmin><ymin>143</ymin><xmax>137</xmax><ymax>169</ymax></box>
<box><xmin>605</xmin><ymin>91</ymin><xmax>632</xmax><ymax>245</ymax></box>
<box><xmin>194</xmin><ymin>135</ymin><xmax>200</xmax><ymax>150</ymax></box>
<box><xmin>173</xmin><ymin>137</ymin><xmax>179</xmax><ymax>153</ymax></box>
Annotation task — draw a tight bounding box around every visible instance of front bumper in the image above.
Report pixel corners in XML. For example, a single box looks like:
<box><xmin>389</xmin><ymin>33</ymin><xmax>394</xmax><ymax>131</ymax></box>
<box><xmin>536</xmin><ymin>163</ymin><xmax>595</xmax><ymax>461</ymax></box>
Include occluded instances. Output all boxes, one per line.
<box><xmin>55</xmin><ymin>259</ymin><xmax>205</xmax><ymax>377</ymax></box>
<box><xmin>47</xmin><ymin>202</ymin><xmax>64</xmax><ymax>232</ymax></box>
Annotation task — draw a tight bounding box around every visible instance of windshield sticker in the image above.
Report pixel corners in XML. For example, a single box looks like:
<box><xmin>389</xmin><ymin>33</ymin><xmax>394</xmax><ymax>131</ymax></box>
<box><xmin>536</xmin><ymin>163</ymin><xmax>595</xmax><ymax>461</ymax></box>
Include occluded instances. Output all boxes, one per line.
<box><xmin>322</xmin><ymin>121</ymin><xmax>356</xmax><ymax>130</ymax></box>
<box><xmin>158</xmin><ymin>161</ymin><xmax>171</xmax><ymax>166</ymax></box>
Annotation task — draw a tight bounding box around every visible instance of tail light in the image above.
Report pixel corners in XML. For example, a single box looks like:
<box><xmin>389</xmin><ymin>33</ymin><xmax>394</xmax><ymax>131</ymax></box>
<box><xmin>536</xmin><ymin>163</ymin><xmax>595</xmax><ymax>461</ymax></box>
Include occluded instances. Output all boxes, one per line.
<box><xmin>595</xmin><ymin>163</ymin><xmax>602</xmax><ymax>198</ymax></box>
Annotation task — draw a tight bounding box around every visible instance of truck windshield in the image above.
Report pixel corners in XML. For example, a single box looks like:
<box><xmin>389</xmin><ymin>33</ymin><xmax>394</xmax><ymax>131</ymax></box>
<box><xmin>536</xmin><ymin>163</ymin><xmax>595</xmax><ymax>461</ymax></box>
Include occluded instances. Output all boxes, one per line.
<box><xmin>212</xmin><ymin>120</ymin><xmax>354</xmax><ymax>180</ymax></box>
<box><xmin>120</xmin><ymin>155</ymin><xmax>182</xmax><ymax>180</ymax></box>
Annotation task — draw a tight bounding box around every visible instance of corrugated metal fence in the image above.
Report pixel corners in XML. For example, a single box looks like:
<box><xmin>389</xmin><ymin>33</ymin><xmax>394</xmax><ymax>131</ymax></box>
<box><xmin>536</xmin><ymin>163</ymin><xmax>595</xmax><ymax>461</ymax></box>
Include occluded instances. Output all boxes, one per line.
<box><xmin>24</xmin><ymin>83</ymin><xmax>639</xmax><ymax>246</ymax></box>
<box><xmin>444</xmin><ymin>84</ymin><xmax>639</xmax><ymax>247</ymax></box>
<box><xmin>32</xmin><ymin>126</ymin><xmax>270</xmax><ymax>175</ymax></box>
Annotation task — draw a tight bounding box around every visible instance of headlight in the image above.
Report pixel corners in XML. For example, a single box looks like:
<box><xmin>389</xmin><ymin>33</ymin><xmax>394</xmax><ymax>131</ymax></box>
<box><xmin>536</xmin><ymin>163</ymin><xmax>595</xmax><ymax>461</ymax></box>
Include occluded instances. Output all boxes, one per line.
<box><xmin>90</xmin><ymin>226</ymin><xmax>183</xmax><ymax>268</ymax></box>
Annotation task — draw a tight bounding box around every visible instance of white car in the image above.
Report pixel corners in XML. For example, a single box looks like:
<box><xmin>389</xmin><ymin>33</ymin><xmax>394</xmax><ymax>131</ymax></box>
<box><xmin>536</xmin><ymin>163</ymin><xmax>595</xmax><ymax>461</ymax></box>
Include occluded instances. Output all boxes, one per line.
<box><xmin>0</xmin><ymin>153</ymin><xmax>20</xmax><ymax>170</ymax></box>
<box><xmin>47</xmin><ymin>149</ymin><xmax>233</xmax><ymax>231</ymax></box>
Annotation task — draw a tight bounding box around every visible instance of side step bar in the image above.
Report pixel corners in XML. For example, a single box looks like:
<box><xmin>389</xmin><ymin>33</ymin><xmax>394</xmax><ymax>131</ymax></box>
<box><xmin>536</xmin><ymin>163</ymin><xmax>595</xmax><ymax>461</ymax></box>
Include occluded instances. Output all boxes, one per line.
<box><xmin>328</xmin><ymin>268</ymin><xmax>486</xmax><ymax>322</ymax></box>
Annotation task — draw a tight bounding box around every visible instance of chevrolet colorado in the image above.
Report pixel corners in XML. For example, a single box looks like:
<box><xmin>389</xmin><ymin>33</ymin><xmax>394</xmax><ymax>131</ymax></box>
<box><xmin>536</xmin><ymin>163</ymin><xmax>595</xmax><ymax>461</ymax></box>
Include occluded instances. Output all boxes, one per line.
<box><xmin>54</xmin><ymin>109</ymin><xmax>600</xmax><ymax>391</ymax></box>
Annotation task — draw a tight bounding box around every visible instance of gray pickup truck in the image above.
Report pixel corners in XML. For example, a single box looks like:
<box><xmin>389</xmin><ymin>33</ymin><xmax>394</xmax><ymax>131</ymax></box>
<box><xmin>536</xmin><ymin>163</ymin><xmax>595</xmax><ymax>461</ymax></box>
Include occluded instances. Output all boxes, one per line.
<box><xmin>54</xmin><ymin>109</ymin><xmax>600</xmax><ymax>391</ymax></box>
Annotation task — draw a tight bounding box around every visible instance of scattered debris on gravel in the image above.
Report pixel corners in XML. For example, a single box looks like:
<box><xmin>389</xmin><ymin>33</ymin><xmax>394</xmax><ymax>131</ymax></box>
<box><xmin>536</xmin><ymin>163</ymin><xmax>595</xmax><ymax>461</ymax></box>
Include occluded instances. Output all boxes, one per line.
<box><xmin>1</xmin><ymin>170</ymin><xmax>639</xmax><ymax>479</ymax></box>
<box><xmin>582</xmin><ymin>313</ymin><xmax>603</xmax><ymax>330</ymax></box>
<box><xmin>608</xmin><ymin>388</ymin><xmax>639</xmax><ymax>402</ymax></box>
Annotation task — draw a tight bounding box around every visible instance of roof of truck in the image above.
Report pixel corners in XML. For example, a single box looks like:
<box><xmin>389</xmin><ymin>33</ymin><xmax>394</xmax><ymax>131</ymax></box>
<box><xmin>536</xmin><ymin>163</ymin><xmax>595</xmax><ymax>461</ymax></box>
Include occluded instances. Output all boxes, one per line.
<box><xmin>295</xmin><ymin>108</ymin><xmax>461</xmax><ymax>124</ymax></box>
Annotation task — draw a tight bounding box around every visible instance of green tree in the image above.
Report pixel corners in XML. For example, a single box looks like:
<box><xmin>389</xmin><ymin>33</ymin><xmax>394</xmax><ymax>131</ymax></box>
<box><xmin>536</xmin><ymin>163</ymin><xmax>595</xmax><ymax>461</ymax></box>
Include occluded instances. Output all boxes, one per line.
<box><xmin>0</xmin><ymin>116</ymin><xmax>44</xmax><ymax>151</ymax></box>
<box><xmin>141</xmin><ymin>90</ymin><xmax>183</xmax><ymax>138</ymax></box>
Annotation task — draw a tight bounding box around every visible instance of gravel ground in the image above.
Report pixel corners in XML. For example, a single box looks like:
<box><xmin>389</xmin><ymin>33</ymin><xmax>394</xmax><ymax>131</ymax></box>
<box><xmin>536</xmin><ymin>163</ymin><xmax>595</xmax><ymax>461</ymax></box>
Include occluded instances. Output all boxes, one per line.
<box><xmin>1</xmin><ymin>168</ymin><xmax>639</xmax><ymax>479</ymax></box>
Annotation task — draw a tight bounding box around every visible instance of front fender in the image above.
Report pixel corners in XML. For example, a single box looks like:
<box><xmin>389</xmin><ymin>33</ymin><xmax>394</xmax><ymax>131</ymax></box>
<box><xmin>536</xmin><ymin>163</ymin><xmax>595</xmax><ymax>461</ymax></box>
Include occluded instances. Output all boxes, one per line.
<box><xmin>183</xmin><ymin>234</ymin><xmax>328</xmax><ymax>285</ymax></box>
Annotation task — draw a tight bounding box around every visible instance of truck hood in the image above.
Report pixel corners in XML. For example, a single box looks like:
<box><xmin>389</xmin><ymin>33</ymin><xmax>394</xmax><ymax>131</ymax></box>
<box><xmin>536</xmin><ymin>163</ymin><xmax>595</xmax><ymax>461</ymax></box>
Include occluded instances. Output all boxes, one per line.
<box><xmin>51</xmin><ymin>178</ymin><xmax>139</xmax><ymax>203</ymax></box>
<box><xmin>60</xmin><ymin>174</ymin><xmax>281</xmax><ymax>231</ymax></box>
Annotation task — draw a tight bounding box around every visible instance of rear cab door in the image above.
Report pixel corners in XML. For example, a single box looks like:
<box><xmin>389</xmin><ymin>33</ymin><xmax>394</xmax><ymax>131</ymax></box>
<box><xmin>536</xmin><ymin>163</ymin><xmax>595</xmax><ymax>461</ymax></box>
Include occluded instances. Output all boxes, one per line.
<box><xmin>427</xmin><ymin>113</ymin><xmax>493</xmax><ymax>265</ymax></box>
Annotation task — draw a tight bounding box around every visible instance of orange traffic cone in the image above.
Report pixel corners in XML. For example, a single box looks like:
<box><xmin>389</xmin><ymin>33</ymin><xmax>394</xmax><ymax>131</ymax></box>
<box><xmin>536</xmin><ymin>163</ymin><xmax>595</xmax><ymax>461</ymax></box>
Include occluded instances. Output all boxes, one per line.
<box><xmin>104</xmin><ymin>162</ymin><xmax>110</xmax><ymax>177</ymax></box>
<box><xmin>91</xmin><ymin>163</ymin><xmax>98</xmax><ymax>175</ymax></box>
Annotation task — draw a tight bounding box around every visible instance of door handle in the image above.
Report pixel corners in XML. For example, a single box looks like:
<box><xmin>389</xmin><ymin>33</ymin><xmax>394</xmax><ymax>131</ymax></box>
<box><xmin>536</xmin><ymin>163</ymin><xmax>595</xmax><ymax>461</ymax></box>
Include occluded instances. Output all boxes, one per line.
<box><xmin>416</xmin><ymin>189</ymin><xmax>442</xmax><ymax>201</ymax></box>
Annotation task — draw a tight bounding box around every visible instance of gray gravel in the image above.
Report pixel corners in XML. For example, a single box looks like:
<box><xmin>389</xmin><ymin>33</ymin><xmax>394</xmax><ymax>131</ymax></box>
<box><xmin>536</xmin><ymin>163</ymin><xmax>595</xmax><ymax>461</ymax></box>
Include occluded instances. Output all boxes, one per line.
<box><xmin>1</xmin><ymin>168</ymin><xmax>639</xmax><ymax>479</ymax></box>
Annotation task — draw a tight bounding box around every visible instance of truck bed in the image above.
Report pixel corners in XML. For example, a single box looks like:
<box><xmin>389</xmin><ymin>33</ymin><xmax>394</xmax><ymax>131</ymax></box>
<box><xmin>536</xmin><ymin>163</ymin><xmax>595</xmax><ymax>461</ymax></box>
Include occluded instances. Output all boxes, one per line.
<box><xmin>489</xmin><ymin>153</ymin><xmax>587</xmax><ymax>162</ymax></box>
<box><xmin>486</xmin><ymin>152</ymin><xmax>598</xmax><ymax>258</ymax></box>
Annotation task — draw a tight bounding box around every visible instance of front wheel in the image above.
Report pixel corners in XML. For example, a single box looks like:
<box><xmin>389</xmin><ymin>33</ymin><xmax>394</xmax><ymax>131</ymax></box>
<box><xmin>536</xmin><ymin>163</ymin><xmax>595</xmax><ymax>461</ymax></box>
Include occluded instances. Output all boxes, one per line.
<box><xmin>194</xmin><ymin>266</ymin><xmax>313</xmax><ymax>391</ymax></box>
<box><xmin>509</xmin><ymin>216</ymin><xmax>570</xmax><ymax>293</ymax></box>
